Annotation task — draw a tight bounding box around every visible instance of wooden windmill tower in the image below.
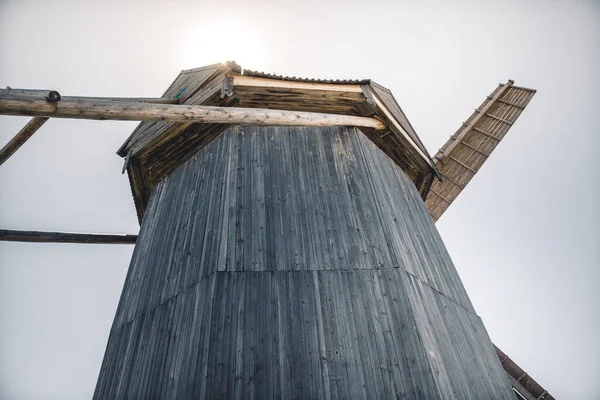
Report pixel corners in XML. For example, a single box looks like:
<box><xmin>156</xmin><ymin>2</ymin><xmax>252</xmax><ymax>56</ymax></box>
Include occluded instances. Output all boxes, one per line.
<box><xmin>0</xmin><ymin>62</ymin><xmax>550</xmax><ymax>399</ymax></box>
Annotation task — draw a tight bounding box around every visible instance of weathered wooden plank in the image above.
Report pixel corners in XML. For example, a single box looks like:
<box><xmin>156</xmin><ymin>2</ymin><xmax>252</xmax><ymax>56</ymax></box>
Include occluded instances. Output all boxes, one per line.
<box><xmin>0</xmin><ymin>95</ymin><xmax>387</xmax><ymax>130</ymax></box>
<box><xmin>0</xmin><ymin>117</ymin><xmax>48</xmax><ymax>166</ymax></box>
<box><xmin>0</xmin><ymin>229</ymin><xmax>137</xmax><ymax>244</ymax></box>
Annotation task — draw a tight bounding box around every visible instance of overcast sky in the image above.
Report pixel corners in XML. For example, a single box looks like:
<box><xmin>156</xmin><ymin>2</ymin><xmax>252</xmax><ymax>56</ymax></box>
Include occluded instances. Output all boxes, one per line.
<box><xmin>1</xmin><ymin>0</ymin><xmax>599</xmax><ymax>399</ymax></box>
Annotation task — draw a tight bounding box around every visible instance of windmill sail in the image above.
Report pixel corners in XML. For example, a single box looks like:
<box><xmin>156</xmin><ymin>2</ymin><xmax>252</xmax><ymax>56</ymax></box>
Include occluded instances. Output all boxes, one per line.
<box><xmin>425</xmin><ymin>81</ymin><xmax>536</xmax><ymax>222</ymax></box>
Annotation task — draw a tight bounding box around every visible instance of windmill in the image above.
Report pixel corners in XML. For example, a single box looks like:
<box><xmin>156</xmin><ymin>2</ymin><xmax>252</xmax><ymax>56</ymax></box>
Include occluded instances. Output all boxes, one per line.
<box><xmin>0</xmin><ymin>62</ymin><xmax>550</xmax><ymax>399</ymax></box>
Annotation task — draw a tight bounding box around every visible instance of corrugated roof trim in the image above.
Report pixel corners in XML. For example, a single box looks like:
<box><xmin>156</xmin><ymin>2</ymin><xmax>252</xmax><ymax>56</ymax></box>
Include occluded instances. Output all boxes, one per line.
<box><xmin>228</xmin><ymin>61</ymin><xmax>370</xmax><ymax>85</ymax></box>
<box><xmin>243</xmin><ymin>69</ymin><xmax>370</xmax><ymax>85</ymax></box>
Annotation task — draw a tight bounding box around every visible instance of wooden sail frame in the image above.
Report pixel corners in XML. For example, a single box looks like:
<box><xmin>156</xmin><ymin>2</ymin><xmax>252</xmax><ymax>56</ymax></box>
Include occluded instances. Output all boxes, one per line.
<box><xmin>424</xmin><ymin>81</ymin><xmax>537</xmax><ymax>222</ymax></box>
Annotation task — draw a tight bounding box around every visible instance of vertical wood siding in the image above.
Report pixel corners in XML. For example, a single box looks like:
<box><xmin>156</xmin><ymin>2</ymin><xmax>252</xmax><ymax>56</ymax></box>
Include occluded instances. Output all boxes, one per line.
<box><xmin>95</xmin><ymin>126</ymin><xmax>513</xmax><ymax>399</ymax></box>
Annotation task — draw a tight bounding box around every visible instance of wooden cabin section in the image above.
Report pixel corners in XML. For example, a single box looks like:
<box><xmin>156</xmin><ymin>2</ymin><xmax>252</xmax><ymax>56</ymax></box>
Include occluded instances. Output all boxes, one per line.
<box><xmin>425</xmin><ymin>82</ymin><xmax>536</xmax><ymax>222</ymax></box>
<box><xmin>117</xmin><ymin>62</ymin><xmax>434</xmax><ymax>222</ymax></box>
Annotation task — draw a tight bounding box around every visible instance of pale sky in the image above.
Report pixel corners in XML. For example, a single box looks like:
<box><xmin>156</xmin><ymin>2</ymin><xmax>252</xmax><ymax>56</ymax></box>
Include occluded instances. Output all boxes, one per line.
<box><xmin>1</xmin><ymin>1</ymin><xmax>598</xmax><ymax>399</ymax></box>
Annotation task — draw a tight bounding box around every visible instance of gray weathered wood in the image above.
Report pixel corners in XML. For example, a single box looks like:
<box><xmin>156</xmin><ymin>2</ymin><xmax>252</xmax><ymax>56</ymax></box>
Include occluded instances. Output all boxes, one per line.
<box><xmin>0</xmin><ymin>229</ymin><xmax>137</xmax><ymax>244</ymax></box>
<box><xmin>0</xmin><ymin>117</ymin><xmax>48</xmax><ymax>166</ymax></box>
<box><xmin>95</xmin><ymin>125</ymin><xmax>514</xmax><ymax>399</ymax></box>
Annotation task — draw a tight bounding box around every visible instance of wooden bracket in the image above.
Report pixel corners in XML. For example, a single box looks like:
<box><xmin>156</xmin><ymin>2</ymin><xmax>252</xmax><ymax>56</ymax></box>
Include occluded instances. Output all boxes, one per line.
<box><xmin>361</xmin><ymin>85</ymin><xmax>375</xmax><ymax>105</ymax></box>
<box><xmin>221</xmin><ymin>77</ymin><xmax>234</xmax><ymax>98</ymax></box>
<box><xmin>122</xmin><ymin>149</ymin><xmax>132</xmax><ymax>174</ymax></box>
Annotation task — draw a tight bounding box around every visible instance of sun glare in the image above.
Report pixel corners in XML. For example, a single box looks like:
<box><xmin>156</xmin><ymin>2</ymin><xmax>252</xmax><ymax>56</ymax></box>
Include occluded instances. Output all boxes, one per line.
<box><xmin>180</xmin><ymin>20</ymin><xmax>268</xmax><ymax>71</ymax></box>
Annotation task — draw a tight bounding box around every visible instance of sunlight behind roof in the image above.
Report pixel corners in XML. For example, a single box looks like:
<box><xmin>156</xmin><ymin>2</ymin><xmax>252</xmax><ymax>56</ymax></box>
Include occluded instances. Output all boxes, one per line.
<box><xmin>179</xmin><ymin>19</ymin><xmax>268</xmax><ymax>71</ymax></box>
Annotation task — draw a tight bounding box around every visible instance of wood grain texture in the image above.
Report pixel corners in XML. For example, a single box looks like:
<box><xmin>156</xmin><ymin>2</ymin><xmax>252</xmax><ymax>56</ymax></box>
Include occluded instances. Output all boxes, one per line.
<box><xmin>95</xmin><ymin>125</ymin><xmax>513</xmax><ymax>399</ymax></box>
<box><xmin>0</xmin><ymin>117</ymin><xmax>48</xmax><ymax>166</ymax></box>
<box><xmin>0</xmin><ymin>229</ymin><xmax>137</xmax><ymax>244</ymax></box>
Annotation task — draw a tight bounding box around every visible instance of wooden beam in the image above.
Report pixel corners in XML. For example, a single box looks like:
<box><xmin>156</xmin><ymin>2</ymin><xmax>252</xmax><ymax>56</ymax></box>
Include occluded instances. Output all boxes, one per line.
<box><xmin>231</xmin><ymin>75</ymin><xmax>363</xmax><ymax>93</ymax></box>
<box><xmin>0</xmin><ymin>229</ymin><xmax>137</xmax><ymax>244</ymax></box>
<box><xmin>0</xmin><ymin>117</ymin><xmax>48</xmax><ymax>166</ymax></box>
<box><xmin>1</xmin><ymin>88</ymin><xmax>178</xmax><ymax>104</ymax></box>
<box><xmin>0</xmin><ymin>92</ymin><xmax>387</xmax><ymax>131</ymax></box>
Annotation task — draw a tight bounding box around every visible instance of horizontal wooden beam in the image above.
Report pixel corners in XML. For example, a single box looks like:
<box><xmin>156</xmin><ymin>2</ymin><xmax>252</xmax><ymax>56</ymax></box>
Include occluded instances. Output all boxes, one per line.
<box><xmin>1</xmin><ymin>88</ymin><xmax>179</xmax><ymax>104</ymax></box>
<box><xmin>0</xmin><ymin>229</ymin><xmax>138</xmax><ymax>244</ymax></box>
<box><xmin>0</xmin><ymin>117</ymin><xmax>48</xmax><ymax>166</ymax></box>
<box><xmin>0</xmin><ymin>91</ymin><xmax>387</xmax><ymax>131</ymax></box>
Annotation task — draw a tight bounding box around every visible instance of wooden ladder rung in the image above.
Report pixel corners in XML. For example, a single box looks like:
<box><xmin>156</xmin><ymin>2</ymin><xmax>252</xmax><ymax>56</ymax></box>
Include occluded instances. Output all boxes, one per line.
<box><xmin>449</xmin><ymin>156</ymin><xmax>477</xmax><ymax>173</ymax></box>
<box><xmin>430</xmin><ymin>188</ymin><xmax>453</xmax><ymax>204</ymax></box>
<box><xmin>472</xmin><ymin>126</ymin><xmax>500</xmax><ymax>140</ymax></box>
<box><xmin>459</xmin><ymin>141</ymin><xmax>491</xmax><ymax>157</ymax></box>
<box><xmin>497</xmin><ymin>98</ymin><xmax>525</xmax><ymax>109</ymax></box>
<box><xmin>486</xmin><ymin>113</ymin><xmax>513</xmax><ymax>125</ymax></box>
<box><xmin>440</xmin><ymin>173</ymin><xmax>465</xmax><ymax>189</ymax></box>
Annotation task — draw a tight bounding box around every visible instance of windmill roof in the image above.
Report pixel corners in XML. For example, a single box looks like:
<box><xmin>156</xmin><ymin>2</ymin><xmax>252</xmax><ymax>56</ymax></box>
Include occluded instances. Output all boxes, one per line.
<box><xmin>119</xmin><ymin>62</ymin><xmax>435</xmax><ymax>222</ymax></box>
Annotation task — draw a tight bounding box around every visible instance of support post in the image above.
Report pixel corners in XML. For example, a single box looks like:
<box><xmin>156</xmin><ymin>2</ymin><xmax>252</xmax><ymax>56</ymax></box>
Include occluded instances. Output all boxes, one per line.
<box><xmin>0</xmin><ymin>117</ymin><xmax>48</xmax><ymax>166</ymax></box>
<box><xmin>0</xmin><ymin>229</ymin><xmax>137</xmax><ymax>244</ymax></box>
